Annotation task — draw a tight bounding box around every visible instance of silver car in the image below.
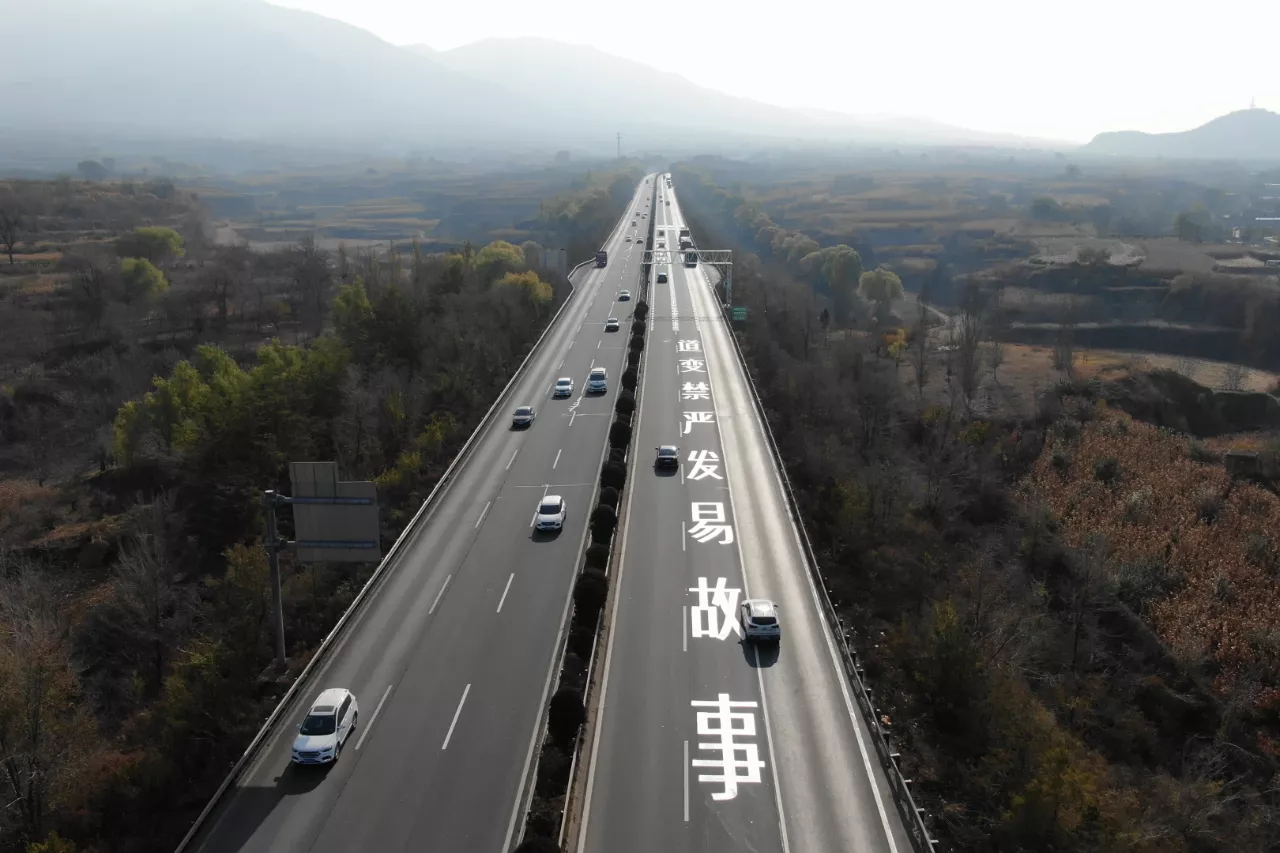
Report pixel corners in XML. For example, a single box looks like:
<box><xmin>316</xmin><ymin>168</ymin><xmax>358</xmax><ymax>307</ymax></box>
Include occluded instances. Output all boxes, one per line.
<box><xmin>553</xmin><ymin>377</ymin><xmax>573</xmax><ymax>397</ymax></box>
<box><xmin>738</xmin><ymin>599</ymin><xmax>781</xmax><ymax>644</ymax></box>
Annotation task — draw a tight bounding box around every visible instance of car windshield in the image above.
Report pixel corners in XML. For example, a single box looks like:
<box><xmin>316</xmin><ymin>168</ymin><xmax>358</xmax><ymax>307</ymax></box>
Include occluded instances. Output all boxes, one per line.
<box><xmin>659</xmin><ymin>447</ymin><xmax>676</xmax><ymax>456</ymax></box>
<box><xmin>752</xmin><ymin>615</ymin><xmax>778</xmax><ymax>625</ymax></box>
<box><xmin>539</xmin><ymin>500</ymin><xmax>560</xmax><ymax>514</ymax></box>
<box><xmin>299</xmin><ymin>712</ymin><xmax>336</xmax><ymax>736</ymax></box>
<box><xmin>515</xmin><ymin>407</ymin><xmax>531</xmax><ymax>415</ymax></box>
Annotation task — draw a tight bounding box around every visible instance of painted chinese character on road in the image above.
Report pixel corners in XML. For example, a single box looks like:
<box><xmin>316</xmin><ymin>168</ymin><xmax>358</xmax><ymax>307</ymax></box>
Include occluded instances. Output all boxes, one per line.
<box><xmin>678</xmin><ymin>340</ymin><xmax>702</xmax><ymax>352</ymax></box>
<box><xmin>690</xmin><ymin>694</ymin><xmax>766</xmax><ymax>801</ymax></box>
<box><xmin>682</xmin><ymin>381</ymin><xmax>711</xmax><ymax>401</ymax></box>
<box><xmin>679</xmin><ymin>358</ymin><xmax>707</xmax><ymax>374</ymax></box>
<box><xmin>688</xmin><ymin>577</ymin><xmax>741</xmax><ymax>640</ymax></box>
<box><xmin>689</xmin><ymin>502</ymin><xmax>733</xmax><ymax>545</ymax></box>
<box><xmin>687</xmin><ymin>449</ymin><xmax>723</xmax><ymax>481</ymax></box>
<box><xmin>682</xmin><ymin>411</ymin><xmax>715</xmax><ymax>435</ymax></box>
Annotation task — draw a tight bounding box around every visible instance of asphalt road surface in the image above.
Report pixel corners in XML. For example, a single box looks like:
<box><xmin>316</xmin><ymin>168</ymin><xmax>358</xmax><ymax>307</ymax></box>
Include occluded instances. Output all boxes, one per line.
<box><xmin>190</xmin><ymin>178</ymin><xmax>657</xmax><ymax>853</ymax></box>
<box><xmin>576</xmin><ymin>178</ymin><xmax>915</xmax><ymax>853</ymax></box>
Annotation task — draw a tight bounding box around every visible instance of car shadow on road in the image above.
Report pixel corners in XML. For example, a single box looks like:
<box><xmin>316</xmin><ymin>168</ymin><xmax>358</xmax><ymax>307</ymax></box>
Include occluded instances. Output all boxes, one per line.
<box><xmin>653</xmin><ymin>467</ymin><xmax>679</xmax><ymax>478</ymax></box>
<box><xmin>742</xmin><ymin>640</ymin><xmax>780</xmax><ymax>668</ymax></box>
<box><xmin>529</xmin><ymin>528</ymin><xmax>562</xmax><ymax>542</ymax></box>
<box><xmin>195</xmin><ymin>765</ymin><xmax>327</xmax><ymax>853</ymax></box>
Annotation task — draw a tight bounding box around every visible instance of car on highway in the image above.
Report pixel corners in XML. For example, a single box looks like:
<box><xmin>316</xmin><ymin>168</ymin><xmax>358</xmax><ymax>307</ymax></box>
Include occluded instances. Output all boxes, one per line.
<box><xmin>657</xmin><ymin>241</ymin><xmax>665</xmax><ymax>248</ymax></box>
<box><xmin>605</xmin><ymin>317</ymin><xmax>620</xmax><ymax>332</ymax></box>
<box><xmin>587</xmin><ymin>366</ymin><xmax>608</xmax><ymax>393</ymax></box>
<box><xmin>291</xmin><ymin>688</ymin><xmax>358</xmax><ymax>766</ymax></box>
<box><xmin>738</xmin><ymin>599</ymin><xmax>781</xmax><ymax>644</ymax></box>
<box><xmin>624</xmin><ymin>236</ymin><xmax>631</xmax><ymax>242</ymax></box>
<box><xmin>553</xmin><ymin>377</ymin><xmax>573</xmax><ymax>397</ymax></box>
<box><xmin>656</xmin><ymin>273</ymin><xmax>668</xmax><ymax>284</ymax></box>
<box><xmin>512</xmin><ymin>406</ymin><xmax>535</xmax><ymax>427</ymax></box>
<box><xmin>618</xmin><ymin>290</ymin><xmax>631</xmax><ymax>301</ymax></box>
<box><xmin>654</xmin><ymin>445</ymin><xmax>679</xmax><ymax>469</ymax></box>
<box><xmin>535</xmin><ymin>495</ymin><xmax>566</xmax><ymax>531</ymax></box>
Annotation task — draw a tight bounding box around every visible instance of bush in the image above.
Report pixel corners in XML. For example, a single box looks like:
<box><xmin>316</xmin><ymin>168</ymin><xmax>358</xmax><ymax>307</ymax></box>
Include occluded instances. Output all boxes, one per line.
<box><xmin>621</xmin><ymin>367</ymin><xmax>638</xmax><ymax>392</ymax></box>
<box><xmin>629</xmin><ymin>333</ymin><xmax>644</xmax><ymax>352</ymax></box>
<box><xmin>609</xmin><ymin>420</ymin><xmax>632</xmax><ymax>449</ymax></box>
<box><xmin>548</xmin><ymin>686</ymin><xmax>586</xmax><ymax>748</ymax></box>
<box><xmin>585</xmin><ymin>542</ymin><xmax>611</xmax><ymax>569</ymax></box>
<box><xmin>615</xmin><ymin>389</ymin><xmax>636</xmax><ymax>416</ymax></box>
<box><xmin>601</xmin><ymin>459</ymin><xmax>627</xmax><ymax>490</ymax></box>
<box><xmin>1195</xmin><ymin>486</ymin><xmax>1224</xmax><ymax>524</ymax></box>
<box><xmin>626</xmin><ymin>349</ymin><xmax>641</xmax><ymax>371</ymax></box>
<box><xmin>632</xmin><ymin>319</ymin><xmax>646</xmax><ymax>335</ymax></box>
<box><xmin>614</xmin><ymin>410</ymin><xmax>632</xmax><ymax>428</ymax></box>
<box><xmin>1093</xmin><ymin>456</ymin><xmax>1122</xmax><ymax>486</ymax></box>
<box><xmin>597</xmin><ymin>485</ymin><xmax>620</xmax><ymax>510</ymax></box>
<box><xmin>534</xmin><ymin>742</ymin><xmax>571</xmax><ymax>797</ymax></box>
<box><xmin>634</xmin><ymin>300</ymin><xmax>650</xmax><ymax>321</ymax></box>
<box><xmin>519</xmin><ymin>814</ymin><xmax>561</xmax><ymax>848</ymax></box>
<box><xmin>568</xmin><ymin>623</ymin><xmax>595</xmax><ymax>659</ymax></box>
<box><xmin>591</xmin><ymin>503</ymin><xmax>618</xmax><ymax>538</ymax></box>
<box><xmin>574</xmin><ymin>568</ymin><xmax>609</xmax><ymax>622</ymax></box>
<box><xmin>1050</xmin><ymin>448</ymin><xmax>1071</xmax><ymax>475</ymax></box>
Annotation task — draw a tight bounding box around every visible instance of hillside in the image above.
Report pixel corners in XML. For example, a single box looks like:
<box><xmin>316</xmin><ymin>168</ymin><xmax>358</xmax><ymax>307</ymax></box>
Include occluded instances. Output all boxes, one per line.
<box><xmin>1083</xmin><ymin>109</ymin><xmax>1280</xmax><ymax>161</ymax></box>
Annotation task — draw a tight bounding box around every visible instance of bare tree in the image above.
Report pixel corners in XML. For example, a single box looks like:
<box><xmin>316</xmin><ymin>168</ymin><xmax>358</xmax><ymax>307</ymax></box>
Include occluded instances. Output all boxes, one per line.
<box><xmin>65</xmin><ymin>254</ymin><xmax>112</xmax><ymax>333</ymax></box>
<box><xmin>910</xmin><ymin>290</ymin><xmax>931</xmax><ymax>400</ymax></box>
<box><xmin>201</xmin><ymin>245</ymin><xmax>252</xmax><ymax>335</ymax></box>
<box><xmin>1052</xmin><ymin>295</ymin><xmax>1078</xmax><ymax>379</ymax></box>
<box><xmin>1222</xmin><ymin>360</ymin><xmax>1248</xmax><ymax>392</ymax></box>
<box><xmin>0</xmin><ymin>559</ymin><xmax>93</xmax><ymax>844</ymax></box>
<box><xmin>956</xmin><ymin>283</ymin><xmax>984</xmax><ymax>410</ymax></box>
<box><xmin>288</xmin><ymin>237</ymin><xmax>332</xmax><ymax>339</ymax></box>
<box><xmin>986</xmin><ymin>283</ymin><xmax>1008</xmax><ymax>385</ymax></box>
<box><xmin>0</xmin><ymin>208</ymin><xmax>20</xmax><ymax>264</ymax></box>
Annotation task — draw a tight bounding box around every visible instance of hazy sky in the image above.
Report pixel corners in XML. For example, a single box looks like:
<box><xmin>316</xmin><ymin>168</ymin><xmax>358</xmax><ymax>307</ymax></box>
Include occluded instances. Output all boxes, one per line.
<box><xmin>268</xmin><ymin>0</ymin><xmax>1276</xmax><ymax>143</ymax></box>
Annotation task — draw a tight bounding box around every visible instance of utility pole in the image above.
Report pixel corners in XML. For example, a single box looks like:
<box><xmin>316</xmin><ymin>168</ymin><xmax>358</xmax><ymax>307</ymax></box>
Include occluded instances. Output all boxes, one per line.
<box><xmin>263</xmin><ymin>490</ymin><xmax>288</xmax><ymax>669</ymax></box>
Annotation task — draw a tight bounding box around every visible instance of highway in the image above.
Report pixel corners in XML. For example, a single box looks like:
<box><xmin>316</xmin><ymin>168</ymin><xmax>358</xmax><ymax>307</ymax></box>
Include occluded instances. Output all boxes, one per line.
<box><xmin>576</xmin><ymin>178</ymin><xmax>915</xmax><ymax>853</ymax></box>
<box><xmin>190</xmin><ymin>178</ymin><xmax>656</xmax><ymax>853</ymax></box>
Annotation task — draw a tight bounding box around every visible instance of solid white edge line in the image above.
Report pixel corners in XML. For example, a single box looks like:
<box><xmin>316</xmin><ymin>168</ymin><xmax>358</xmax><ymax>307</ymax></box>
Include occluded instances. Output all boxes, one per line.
<box><xmin>428</xmin><ymin>574</ymin><xmax>452</xmax><ymax>615</ymax></box>
<box><xmin>496</xmin><ymin>572</ymin><xmax>515</xmax><ymax>614</ymax></box>
<box><xmin>696</xmin><ymin>258</ymin><xmax>791</xmax><ymax>853</ymax></box>
<box><xmin>441</xmin><ymin>683</ymin><xmax>471</xmax><ymax>750</ymax></box>
<box><xmin>476</xmin><ymin>500</ymin><xmax>492</xmax><ymax>529</ymax></box>
<box><xmin>354</xmin><ymin>684</ymin><xmax>394</xmax><ymax>751</ymax></box>
<box><xmin>502</xmin><ymin>183</ymin><xmax>650</xmax><ymax>853</ymax></box>
<box><xmin>507</xmin><ymin>449</ymin><xmax>518</xmax><ymax>470</ymax></box>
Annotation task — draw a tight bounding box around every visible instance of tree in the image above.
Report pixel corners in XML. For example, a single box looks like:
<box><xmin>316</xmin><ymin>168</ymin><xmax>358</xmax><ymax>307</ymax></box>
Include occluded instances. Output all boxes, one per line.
<box><xmin>288</xmin><ymin>237</ymin><xmax>332</xmax><ymax>338</ymax></box>
<box><xmin>474</xmin><ymin>240</ymin><xmax>526</xmax><ymax>285</ymax></box>
<box><xmin>956</xmin><ymin>282</ymin><xmax>984</xmax><ymax>410</ymax></box>
<box><xmin>77</xmin><ymin>160</ymin><xmax>109</xmax><ymax>182</ymax></box>
<box><xmin>910</xmin><ymin>290</ymin><xmax>931</xmax><ymax>400</ymax></box>
<box><xmin>1053</xmin><ymin>295</ymin><xmax>1078</xmax><ymax>379</ymax></box>
<box><xmin>119</xmin><ymin>257</ymin><xmax>168</xmax><ymax>303</ymax></box>
<box><xmin>859</xmin><ymin>267</ymin><xmax>904</xmax><ymax>323</ymax></box>
<box><xmin>115</xmin><ymin>226</ymin><xmax>185</xmax><ymax>264</ymax></box>
<box><xmin>0</xmin><ymin>208</ymin><xmax>20</xmax><ymax>264</ymax></box>
<box><xmin>496</xmin><ymin>270</ymin><xmax>553</xmax><ymax>305</ymax></box>
<box><xmin>200</xmin><ymin>245</ymin><xmax>251</xmax><ymax>334</ymax></box>
<box><xmin>64</xmin><ymin>254</ymin><xmax>111</xmax><ymax>332</ymax></box>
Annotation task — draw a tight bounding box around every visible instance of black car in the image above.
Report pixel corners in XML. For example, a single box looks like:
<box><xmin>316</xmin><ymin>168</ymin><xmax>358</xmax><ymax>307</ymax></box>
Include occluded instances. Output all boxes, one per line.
<box><xmin>657</xmin><ymin>273</ymin><xmax>668</xmax><ymax>284</ymax></box>
<box><xmin>654</xmin><ymin>445</ymin><xmax>680</xmax><ymax>469</ymax></box>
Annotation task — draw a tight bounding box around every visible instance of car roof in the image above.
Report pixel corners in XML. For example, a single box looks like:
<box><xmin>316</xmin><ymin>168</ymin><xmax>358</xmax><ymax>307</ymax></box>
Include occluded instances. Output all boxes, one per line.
<box><xmin>607</xmin><ymin>317</ymin><xmax>618</xmax><ymax>322</ymax></box>
<box><xmin>542</xmin><ymin>494</ymin><xmax>563</xmax><ymax>505</ymax></box>
<box><xmin>311</xmin><ymin>687</ymin><xmax>348</xmax><ymax>711</ymax></box>
<box><xmin>658</xmin><ymin>445</ymin><xmax>678</xmax><ymax>454</ymax></box>
<box><xmin>744</xmin><ymin>599</ymin><xmax>778</xmax><ymax>617</ymax></box>
<box><xmin>590</xmin><ymin>367</ymin><xmax>606</xmax><ymax>375</ymax></box>
<box><xmin>515</xmin><ymin>405</ymin><xmax>532</xmax><ymax>412</ymax></box>
<box><xmin>556</xmin><ymin>376</ymin><xmax>572</xmax><ymax>383</ymax></box>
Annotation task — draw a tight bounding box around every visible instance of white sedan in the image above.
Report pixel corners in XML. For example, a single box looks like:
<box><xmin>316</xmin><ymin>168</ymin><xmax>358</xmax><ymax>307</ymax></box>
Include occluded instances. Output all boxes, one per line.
<box><xmin>535</xmin><ymin>495</ymin><xmax>567</xmax><ymax>532</ymax></box>
<box><xmin>553</xmin><ymin>377</ymin><xmax>573</xmax><ymax>397</ymax></box>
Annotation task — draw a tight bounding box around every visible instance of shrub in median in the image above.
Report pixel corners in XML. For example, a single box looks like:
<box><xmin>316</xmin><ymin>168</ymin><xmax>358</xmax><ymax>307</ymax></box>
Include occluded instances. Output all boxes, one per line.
<box><xmin>626</xmin><ymin>349</ymin><xmax>641</xmax><ymax>371</ymax></box>
<box><xmin>534</xmin><ymin>742</ymin><xmax>571</xmax><ymax>797</ymax></box>
<box><xmin>629</xmin><ymin>333</ymin><xmax>644</xmax><ymax>352</ymax></box>
<box><xmin>548</xmin><ymin>686</ymin><xmax>587</xmax><ymax>748</ymax></box>
<box><xmin>601</xmin><ymin>459</ymin><xmax>627</xmax><ymax>490</ymax></box>
<box><xmin>590</xmin><ymin>504</ymin><xmax>618</xmax><ymax>544</ymax></box>
<box><xmin>635</xmin><ymin>300</ymin><xmax>650</xmax><ymax>321</ymax></box>
<box><xmin>597</xmin><ymin>485</ymin><xmax>620</xmax><ymax>510</ymax></box>
<box><xmin>519</xmin><ymin>817</ymin><xmax>560</xmax><ymax>848</ymax></box>
<box><xmin>585</xmin><ymin>542</ymin><xmax>611</xmax><ymax>569</ymax></box>
<box><xmin>574</xmin><ymin>568</ymin><xmax>609</xmax><ymax>623</ymax></box>
<box><xmin>622</xmin><ymin>367</ymin><xmax>638</xmax><ymax>392</ymax></box>
<box><xmin>609</xmin><ymin>420</ymin><xmax>632</xmax><ymax>449</ymax></box>
<box><xmin>632</xmin><ymin>318</ymin><xmax>646</xmax><ymax>335</ymax></box>
<box><xmin>615</xmin><ymin>389</ymin><xmax>636</xmax><ymax>416</ymax></box>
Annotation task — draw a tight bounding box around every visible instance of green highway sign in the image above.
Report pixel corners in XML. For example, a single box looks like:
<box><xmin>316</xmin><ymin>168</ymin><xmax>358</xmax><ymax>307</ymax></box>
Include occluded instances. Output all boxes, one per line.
<box><xmin>732</xmin><ymin>306</ymin><xmax>748</xmax><ymax>321</ymax></box>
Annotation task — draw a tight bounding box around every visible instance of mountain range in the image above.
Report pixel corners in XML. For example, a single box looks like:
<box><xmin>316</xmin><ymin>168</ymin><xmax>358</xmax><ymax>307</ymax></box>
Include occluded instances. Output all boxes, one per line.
<box><xmin>0</xmin><ymin>0</ymin><xmax>1062</xmax><ymax>158</ymax></box>
<box><xmin>1081</xmin><ymin>109</ymin><xmax>1280</xmax><ymax>161</ymax></box>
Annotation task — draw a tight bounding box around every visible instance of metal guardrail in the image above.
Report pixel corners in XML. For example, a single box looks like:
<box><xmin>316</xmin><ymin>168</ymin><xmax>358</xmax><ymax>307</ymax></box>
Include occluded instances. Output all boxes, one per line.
<box><xmin>698</xmin><ymin>263</ymin><xmax>939</xmax><ymax>853</ymax></box>
<box><xmin>174</xmin><ymin>252</ymin><xmax>604</xmax><ymax>853</ymax></box>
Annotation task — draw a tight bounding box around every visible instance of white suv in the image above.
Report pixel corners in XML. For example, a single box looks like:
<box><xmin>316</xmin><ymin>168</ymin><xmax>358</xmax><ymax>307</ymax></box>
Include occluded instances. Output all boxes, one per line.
<box><xmin>292</xmin><ymin>688</ymin><xmax>358</xmax><ymax>765</ymax></box>
<box><xmin>587</xmin><ymin>367</ymin><xmax>608</xmax><ymax>393</ymax></box>
<box><xmin>739</xmin><ymin>599</ymin><xmax>781</xmax><ymax>644</ymax></box>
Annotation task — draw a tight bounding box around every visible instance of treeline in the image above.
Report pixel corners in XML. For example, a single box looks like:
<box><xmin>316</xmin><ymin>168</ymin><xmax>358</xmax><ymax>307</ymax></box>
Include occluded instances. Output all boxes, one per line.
<box><xmin>673</xmin><ymin>169</ymin><xmax>1280</xmax><ymax>852</ymax></box>
<box><xmin>0</xmin><ymin>175</ymin><xmax>634</xmax><ymax>853</ymax></box>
